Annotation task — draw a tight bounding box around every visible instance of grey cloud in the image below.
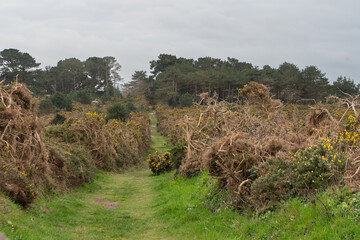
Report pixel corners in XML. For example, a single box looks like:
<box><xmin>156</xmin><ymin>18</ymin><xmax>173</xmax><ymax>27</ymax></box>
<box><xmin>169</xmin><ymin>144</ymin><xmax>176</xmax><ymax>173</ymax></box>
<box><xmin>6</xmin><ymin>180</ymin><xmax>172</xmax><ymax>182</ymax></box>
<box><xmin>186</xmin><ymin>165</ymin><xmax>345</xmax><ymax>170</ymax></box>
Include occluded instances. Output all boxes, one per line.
<box><xmin>1</xmin><ymin>0</ymin><xmax>359</xmax><ymax>83</ymax></box>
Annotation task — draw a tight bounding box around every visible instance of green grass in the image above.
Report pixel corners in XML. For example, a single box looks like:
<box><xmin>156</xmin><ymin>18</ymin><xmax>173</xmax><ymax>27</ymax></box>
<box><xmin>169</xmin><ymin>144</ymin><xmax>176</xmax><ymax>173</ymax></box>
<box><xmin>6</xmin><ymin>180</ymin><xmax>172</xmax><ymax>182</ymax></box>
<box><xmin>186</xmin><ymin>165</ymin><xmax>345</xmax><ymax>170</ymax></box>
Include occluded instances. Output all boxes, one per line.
<box><xmin>0</xmin><ymin>169</ymin><xmax>173</xmax><ymax>240</ymax></box>
<box><xmin>152</xmin><ymin>170</ymin><xmax>360</xmax><ymax>239</ymax></box>
<box><xmin>148</xmin><ymin>112</ymin><xmax>172</xmax><ymax>153</ymax></box>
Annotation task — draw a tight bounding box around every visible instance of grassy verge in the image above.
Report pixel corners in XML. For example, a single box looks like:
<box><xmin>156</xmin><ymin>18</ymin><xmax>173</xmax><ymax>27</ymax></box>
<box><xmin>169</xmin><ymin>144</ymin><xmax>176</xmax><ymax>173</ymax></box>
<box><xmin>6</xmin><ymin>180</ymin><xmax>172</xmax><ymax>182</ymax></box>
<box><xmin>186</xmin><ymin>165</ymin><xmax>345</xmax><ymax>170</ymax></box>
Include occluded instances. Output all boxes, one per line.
<box><xmin>152</xmin><ymin>170</ymin><xmax>360</xmax><ymax>239</ymax></box>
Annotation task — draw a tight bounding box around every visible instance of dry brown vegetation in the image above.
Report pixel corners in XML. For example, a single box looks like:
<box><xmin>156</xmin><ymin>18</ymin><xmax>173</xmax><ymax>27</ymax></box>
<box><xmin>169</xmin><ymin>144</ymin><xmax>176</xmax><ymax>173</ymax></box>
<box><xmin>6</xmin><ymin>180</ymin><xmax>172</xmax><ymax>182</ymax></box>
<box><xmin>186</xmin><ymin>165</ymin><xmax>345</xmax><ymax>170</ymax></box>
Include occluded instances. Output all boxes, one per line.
<box><xmin>0</xmin><ymin>81</ymin><xmax>150</xmax><ymax>207</ymax></box>
<box><xmin>0</xmin><ymin>81</ymin><xmax>54</xmax><ymax>206</ymax></box>
<box><xmin>156</xmin><ymin>82</ymin><xmax>360</xmax><ymax>211</ymax></box>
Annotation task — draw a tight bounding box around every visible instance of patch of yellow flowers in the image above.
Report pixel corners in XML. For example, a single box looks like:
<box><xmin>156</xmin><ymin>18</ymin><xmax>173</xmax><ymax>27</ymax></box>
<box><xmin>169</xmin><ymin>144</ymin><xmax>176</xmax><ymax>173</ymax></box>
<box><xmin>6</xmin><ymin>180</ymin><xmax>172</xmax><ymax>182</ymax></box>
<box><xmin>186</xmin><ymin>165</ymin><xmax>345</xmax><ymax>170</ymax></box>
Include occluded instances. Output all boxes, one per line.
<box><xmin>147</xmin><ymin>151</ymin><xmax>172</xmax><ymax>175</ymax></box>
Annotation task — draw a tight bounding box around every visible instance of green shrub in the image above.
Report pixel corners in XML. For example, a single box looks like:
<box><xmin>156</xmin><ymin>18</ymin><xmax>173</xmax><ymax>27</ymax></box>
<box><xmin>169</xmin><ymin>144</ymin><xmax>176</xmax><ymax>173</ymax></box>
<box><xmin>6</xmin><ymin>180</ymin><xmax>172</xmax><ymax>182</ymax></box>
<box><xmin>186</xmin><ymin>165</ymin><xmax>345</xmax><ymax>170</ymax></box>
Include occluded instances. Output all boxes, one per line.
<box><xmin>71</xmin><ymin>89</ymin><xmax>93</xmax><ymax>104</ymax></box>
<box><xmin>50</xmin><ymin>92</ymin><xmax>73</xmax><ymax>111</ymax></box>
<box><xmin>193</xmin><ymin>169</ymin><xmax>233</xmax><ymax>212</ymax></box>
<box><xmin>125</xmin><ymin>102</ymin><xmax>137</xmax><ymax>113</ymax></box>
<box><xmin>106</xmin><ymin>102</ymin><xmax>129</xmax><ymax>122</ymax></box>
<box><xmin>290</xmin><ymin>144</ymin><xmax>346</xmax><ymax>191</ymax></box>
<box><xmin>47</xmin><ymin>143</ymin><xmax>96</xmax><ymax>187</ymax></box>
<box><xmin>147</xmin><ymin>151</ymin><xmax>172</xmax><ymax>175</ymax></box>
<box><xmin>251</xmin><ymin>142</ymin><xmax>347</xmax><ymax>208</ymax></box>
<box><xmin>100</xmin><ymin>94</ymin><xmax>112</xmax><ymax>102</ymax></box>
<box><xmin>43</xmin><ymin>123</ymin><xmax>75</xmax><ymax>143</ymax></box>
<box><xmin>350</xmin><ymin>192</ymin><xmax>360</xmax><ymax>220</ymax></box>
<box><xmin>50</xmin><ymin>114</ymin><xmax>66</xmax><ymax>125</ymax></box>
<box><xmin>38</xmin><ymin>97</ymin><xmax>56</xmax><ymax>115</ymax></box>
<box><xmin>170</xmin><ymin>140</ymin><xmax>187</xmax><ymax>170</ymax></box>
<box><xmin>250</xmin><ymin>157</ymin><xmax>293</xmax><ymax>208</ymax></box>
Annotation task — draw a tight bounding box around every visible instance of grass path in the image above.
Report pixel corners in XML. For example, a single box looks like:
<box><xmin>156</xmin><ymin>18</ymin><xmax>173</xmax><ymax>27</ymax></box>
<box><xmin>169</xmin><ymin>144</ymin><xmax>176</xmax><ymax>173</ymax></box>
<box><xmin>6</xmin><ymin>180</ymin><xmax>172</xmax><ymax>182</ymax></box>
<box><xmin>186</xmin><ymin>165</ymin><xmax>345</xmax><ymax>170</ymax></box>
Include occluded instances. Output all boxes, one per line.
<box><xmin>1</xmin><ymin>112</ymin><xmax>174</xmax><ymax>240</ymax></box>
<box><xmin>31</xmin><ymin>169</ymin><xmax>174</xmax><ymax>239</ymax></box>
<box><xmin>149</xmin><ymin>112</ymin><xmax>173</xmax><ymax>152</ymax></box>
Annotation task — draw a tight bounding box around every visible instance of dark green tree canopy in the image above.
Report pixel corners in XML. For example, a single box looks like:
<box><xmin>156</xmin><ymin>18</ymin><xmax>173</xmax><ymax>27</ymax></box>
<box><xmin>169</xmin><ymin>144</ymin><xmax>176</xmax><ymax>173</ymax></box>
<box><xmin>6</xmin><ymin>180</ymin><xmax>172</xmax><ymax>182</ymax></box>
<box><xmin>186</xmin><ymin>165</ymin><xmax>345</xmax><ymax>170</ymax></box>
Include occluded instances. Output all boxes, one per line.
<box><xmin>27</xmin><ymin>54</ymin><xmax>122</xmax><ymax>96</ymax></box>
<box><xmin>331</xmin><ymin>76</ymin><xmax>360</xmax><ymax>97</ymax></box>
<box><xmin>150</xmin><ymin>54</ymin><xmax>178</xmax><ymax>77</ymax></box>
<box><xmin>0</xmin><ymin>48</ymin><xmax>40</xmax><ymax>83</ymax></box>
<box><xmin>56</xmin><ymin>58</ymin><xmax>86</xmax><ymax>93</ymax></box>
<box><xmin>136</xmin><ymin>54</ymin><xmax>358</xmax><ymax>106</ymax></box>
<box><xmin>1</xmin><ymin>49</ymin><xmax>358</xmax><ymax>104</ymax></box>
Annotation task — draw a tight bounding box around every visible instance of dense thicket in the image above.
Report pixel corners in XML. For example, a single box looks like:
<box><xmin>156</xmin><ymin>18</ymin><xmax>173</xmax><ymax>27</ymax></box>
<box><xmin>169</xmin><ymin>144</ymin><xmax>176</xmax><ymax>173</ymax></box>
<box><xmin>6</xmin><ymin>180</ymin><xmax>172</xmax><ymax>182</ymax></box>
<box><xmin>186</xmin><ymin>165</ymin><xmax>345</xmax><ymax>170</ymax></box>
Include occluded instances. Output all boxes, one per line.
<box><xmin>0</xmin><ymin>81</ymin><xmax>150</xmax><ymax>207</ymax></box>
<box><xmin>155</xmin><ymin>82</ymin><xmax>360</xmax><ymax>212</ymax></box>
<box><xmin>124</xmin><ymin>54</ymin><xmax>359</xmax><ymax>105</ymax></box>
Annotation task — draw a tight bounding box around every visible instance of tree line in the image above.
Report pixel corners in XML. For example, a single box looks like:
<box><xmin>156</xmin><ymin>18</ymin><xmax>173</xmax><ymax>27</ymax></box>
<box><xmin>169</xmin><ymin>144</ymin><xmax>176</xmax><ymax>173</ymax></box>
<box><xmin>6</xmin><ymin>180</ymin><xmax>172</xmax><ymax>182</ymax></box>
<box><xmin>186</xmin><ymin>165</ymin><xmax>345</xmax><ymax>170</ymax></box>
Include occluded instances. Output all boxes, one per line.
<box><xmin>124</xmin><ymin>54</ymin><xmax>359</xmax><ymax>106</ymax></box>
<box><xmin>0</xmin><ymin>48</ymin><xmax>122</xmax><ymax>96</ymax></box>
<box><xmin>1</xmin><ymin>49</ymin><xmax>358</xmax><ymax>105</ymax></box>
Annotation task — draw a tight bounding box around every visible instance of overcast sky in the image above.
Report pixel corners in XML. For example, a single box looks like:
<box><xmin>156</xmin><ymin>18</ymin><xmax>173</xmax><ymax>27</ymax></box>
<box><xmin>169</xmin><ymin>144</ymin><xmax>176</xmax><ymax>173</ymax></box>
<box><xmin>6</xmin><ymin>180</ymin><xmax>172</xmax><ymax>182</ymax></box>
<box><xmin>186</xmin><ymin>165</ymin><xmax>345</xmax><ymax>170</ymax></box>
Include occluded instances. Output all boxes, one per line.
<box><xmin>1</xmin><ymin>0</ymin><xmax>359</xmax><ymax>84</ymax></box>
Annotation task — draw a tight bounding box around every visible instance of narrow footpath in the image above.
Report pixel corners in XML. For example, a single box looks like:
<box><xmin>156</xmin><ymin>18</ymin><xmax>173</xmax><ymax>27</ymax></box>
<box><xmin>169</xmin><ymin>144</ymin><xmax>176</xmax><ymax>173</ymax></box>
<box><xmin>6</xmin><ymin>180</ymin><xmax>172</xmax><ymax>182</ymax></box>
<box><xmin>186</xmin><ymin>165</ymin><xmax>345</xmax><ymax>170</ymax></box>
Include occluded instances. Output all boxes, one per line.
<box><xmin>64</xmin><ymin>112</ymin><xmax>174</xmax><ymax>239</ymax></box>
<box><xmin>10</xmin><ymin>112</ymin><xmax>174</xmax><ymax>240</ymax></box>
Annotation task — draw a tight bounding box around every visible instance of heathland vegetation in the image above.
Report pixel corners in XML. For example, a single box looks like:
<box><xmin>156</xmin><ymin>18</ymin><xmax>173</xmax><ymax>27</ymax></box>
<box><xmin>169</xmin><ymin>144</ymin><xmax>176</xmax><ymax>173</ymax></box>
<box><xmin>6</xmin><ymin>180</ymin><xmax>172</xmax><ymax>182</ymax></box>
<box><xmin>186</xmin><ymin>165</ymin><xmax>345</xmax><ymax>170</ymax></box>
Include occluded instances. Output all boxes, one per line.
<box><xmin>1</xmin><ymin>48</ymin><xmax>360</xmax><ymax>239</ymax></box>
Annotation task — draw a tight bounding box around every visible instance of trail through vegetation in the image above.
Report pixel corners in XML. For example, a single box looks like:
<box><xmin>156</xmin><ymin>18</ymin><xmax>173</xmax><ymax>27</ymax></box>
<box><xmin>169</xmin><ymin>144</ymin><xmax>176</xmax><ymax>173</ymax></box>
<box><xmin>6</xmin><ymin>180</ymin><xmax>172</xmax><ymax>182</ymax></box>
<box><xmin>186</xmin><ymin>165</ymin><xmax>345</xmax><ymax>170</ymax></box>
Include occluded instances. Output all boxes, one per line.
<box><xmin>0</xmin><ymin>112</ymin><xmax>174</xmax><ymax>239</ymax></box>
<box><xmin>2</xmin><ymin>111</ymin><xmax>360</xmax><ymax>239</ymax></box>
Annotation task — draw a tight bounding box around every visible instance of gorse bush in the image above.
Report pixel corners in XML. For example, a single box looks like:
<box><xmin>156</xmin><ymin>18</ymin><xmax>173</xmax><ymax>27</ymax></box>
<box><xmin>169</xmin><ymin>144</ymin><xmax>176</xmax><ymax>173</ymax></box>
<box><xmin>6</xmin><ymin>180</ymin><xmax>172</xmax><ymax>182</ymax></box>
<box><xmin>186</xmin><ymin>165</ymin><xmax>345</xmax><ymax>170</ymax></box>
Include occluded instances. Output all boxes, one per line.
<box><xmin>291</xmin><ymin>143</ymin><xmax>346</xmax><ymax>188</ymax></box>
<box><xmin>248</xmin><ymin>139</ymin><xmax>347</xmax><ymax>209</ymax></box>
<box><xmin>0</xmin><ymin>82</ymin><xmax>54</xmax><ymax>207</ymax></box>
<box><xmin>0</xmin><ymin>81</ymin><xmax>152</xmax><ymax>207</ymax></box>
<box><xmin>155</xmin><ymin>82</ymin><xmax>360</xmax><ymax>211</ymax></box>
<box><xmin>250</xmin><ymin>157</ymin><xmax>292</xmax><ymax>209</ymax></box>
<box><xmin>43</xmin><ymin>122</ymin><xmax>75</xmax><ymax>143</ymax></box>
<box><xmin>147</xmin><ymin>151</ymin><xmax>172</xmax><ymax>175</ymax></box>
<box><xmin>338</xmin><ymin>115</ymin><xmax>360</xmax><ymax>147</ymax></box>
<box><xmin>46</xmin><ymin>143</ymin><xmax>96</xmax><ymax>188</ymax></box>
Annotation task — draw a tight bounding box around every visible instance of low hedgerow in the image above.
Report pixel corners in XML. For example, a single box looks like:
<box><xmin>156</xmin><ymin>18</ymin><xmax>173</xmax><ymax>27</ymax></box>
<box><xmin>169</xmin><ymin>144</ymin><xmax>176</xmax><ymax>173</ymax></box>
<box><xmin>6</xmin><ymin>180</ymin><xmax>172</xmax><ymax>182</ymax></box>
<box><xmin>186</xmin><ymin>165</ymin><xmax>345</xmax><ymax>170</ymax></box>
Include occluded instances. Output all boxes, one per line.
<box><xmin>147</xmin><ymin>151</ymin><xmax>172</xmax><ymax>175</ymax></box>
